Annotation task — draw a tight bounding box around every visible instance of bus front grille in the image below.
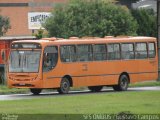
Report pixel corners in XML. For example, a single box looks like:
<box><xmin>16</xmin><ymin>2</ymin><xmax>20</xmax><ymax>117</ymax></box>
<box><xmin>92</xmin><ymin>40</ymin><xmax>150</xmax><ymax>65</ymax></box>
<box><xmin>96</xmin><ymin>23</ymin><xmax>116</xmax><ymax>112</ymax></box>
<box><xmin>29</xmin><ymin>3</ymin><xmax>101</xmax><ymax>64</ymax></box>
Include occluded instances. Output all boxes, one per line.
<box><xmin>12</xmin><ymin>84</ymin><xmax>34</xmax><ymax>87</ymax></box>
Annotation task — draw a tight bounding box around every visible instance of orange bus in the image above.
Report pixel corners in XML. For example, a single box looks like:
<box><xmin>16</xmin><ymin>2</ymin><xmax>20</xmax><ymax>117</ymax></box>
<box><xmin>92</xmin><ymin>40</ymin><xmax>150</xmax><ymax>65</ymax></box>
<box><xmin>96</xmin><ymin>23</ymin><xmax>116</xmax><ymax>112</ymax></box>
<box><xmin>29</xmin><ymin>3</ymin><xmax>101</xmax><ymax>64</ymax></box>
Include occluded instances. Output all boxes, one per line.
<box><xmin>7</xmin><ymin>36</ymin><xmax>158</xmax><ymax>95</ymax></box>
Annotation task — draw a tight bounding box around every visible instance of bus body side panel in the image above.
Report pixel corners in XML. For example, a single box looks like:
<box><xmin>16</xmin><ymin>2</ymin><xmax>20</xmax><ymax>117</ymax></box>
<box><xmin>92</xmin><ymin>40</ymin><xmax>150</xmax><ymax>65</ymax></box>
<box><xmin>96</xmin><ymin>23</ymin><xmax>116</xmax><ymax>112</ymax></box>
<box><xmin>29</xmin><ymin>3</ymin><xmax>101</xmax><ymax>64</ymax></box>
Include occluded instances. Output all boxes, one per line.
<box><xmin>42</xmin><ymin>60</ymin><xmax>137</xmax><ymax>88</ymax></box>
<box><xmin>136</xmin><ymin>59</ymin><xmax>158</xmax><ymax>82</ymax></box>
<box><xmin>39</xmin><ymin>38</ymin><xmax>158</xmax><ymax>89</ymax></box>
<box><xmin>42</xmin><ymin>62</ymin><xmax>81</xmax><ymax>88</ymax></box>
<box><xmin>42</xmin><ymin>74</ymin><xmax>61</xmax><ymax>88</ymax></box>
<box><xmin>42</xmin><ymin>58</ymin><xmax>158</xmax><ymax>88</ymax></box>
<box><xmin>42</xmin><ymin>68</ymin><xmax>61</xmax><ymax>88</ymax></box>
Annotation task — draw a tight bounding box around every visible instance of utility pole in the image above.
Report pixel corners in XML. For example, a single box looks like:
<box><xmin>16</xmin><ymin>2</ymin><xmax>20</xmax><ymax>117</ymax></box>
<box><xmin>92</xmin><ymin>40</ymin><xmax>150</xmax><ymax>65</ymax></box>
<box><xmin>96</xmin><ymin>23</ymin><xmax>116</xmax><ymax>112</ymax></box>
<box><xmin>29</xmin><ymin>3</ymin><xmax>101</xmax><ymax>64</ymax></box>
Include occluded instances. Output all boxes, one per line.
<box><xmin>158</xmin><ymin>0</ymin><xmax>160</xmax><ymax>80</ymax></box>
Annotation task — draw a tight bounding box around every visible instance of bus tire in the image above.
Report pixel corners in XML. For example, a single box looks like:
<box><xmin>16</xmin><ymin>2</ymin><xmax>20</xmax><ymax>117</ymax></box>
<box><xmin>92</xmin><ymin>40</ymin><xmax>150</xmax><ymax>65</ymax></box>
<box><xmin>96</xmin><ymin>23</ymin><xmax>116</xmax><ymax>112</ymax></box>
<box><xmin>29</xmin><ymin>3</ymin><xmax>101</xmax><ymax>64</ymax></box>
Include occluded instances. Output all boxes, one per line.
<box><xmin>88</xmin><ymin>86</ymin><xmax>103</xmax><ymax>92</ymax></box>
<box><xmin>57</xmin><ymin>77</ymin><xmax>70</xmax><ymax>94</ymax></box>
<box><xmin>113</xmin><ymin>75</ymin><xmax>129</xmax><ymax>91</ymax></box>
<box><xmin>30</xmin><ymin>88</ymin><xmax>42</xmax><ymax>95</ymax></box>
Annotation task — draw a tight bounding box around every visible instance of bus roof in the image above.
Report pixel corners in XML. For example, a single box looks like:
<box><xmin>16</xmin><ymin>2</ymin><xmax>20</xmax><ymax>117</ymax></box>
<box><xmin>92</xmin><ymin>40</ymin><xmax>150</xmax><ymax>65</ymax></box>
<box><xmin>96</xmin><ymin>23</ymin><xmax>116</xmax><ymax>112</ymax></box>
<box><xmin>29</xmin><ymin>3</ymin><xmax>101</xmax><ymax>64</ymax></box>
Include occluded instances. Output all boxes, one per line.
<box><xmin>12</xmin><ymin>36</ymin><xmax>157</xmax><ymax>46</ymax></box>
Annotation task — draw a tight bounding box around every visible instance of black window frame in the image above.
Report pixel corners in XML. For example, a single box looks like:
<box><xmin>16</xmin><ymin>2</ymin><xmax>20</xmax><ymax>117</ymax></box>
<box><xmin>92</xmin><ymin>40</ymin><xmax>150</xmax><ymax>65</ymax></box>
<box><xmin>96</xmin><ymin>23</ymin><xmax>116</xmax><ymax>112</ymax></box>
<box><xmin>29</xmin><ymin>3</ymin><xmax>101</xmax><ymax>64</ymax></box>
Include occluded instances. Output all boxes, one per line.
<box><xmin>121</xmin><ymin>43</ymin><xmax>135</xmax><ymax>60</ymax></box>
<box><xmin>60</xmin><ymin>45</ymin><xmax>77</xmax><ymax>63</ymax></box>
<box><xmin>135</xmin><ymin>42</ymin><xmax>148</xmax><ymax>59</ymax></box>
<box><xmin>43</xmin><ymin>45</ymin><xmax>58</xmax><ymax>72</ymax></box>
<box><xmin>148</xmin><ymin>42</ymin><xmax>156</xmax><ymax>58</ymax></box>
<box><xmin>77</xmin><ymin>44</ymin><xmax>93</xmax><ymax>62</ymax></box>
<box><xmin>93</xmin><ymin>44</ymin><xmax>107</xmax><ymax>61</ymax></box>
<box><xmin>107</xmin><ymin>43</ymin><xmax>121</xmax><ymax>60</ymax></box>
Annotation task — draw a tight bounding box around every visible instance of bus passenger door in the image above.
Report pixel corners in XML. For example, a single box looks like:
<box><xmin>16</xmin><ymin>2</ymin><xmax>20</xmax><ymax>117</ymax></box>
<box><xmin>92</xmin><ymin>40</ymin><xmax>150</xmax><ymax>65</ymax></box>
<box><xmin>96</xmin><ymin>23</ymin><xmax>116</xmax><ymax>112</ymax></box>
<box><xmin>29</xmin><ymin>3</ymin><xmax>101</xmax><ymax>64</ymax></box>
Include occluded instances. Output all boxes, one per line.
<box><xmin>42</xmin><ymin>46</ymin><xmax>59</xmax><ymax>88</ymax></box>
<box><xmin>147</xmin><ymin>42</ymin><xmax>158</xmax><ymax>80</ymax></box>
<box><xmin>135</xmin><ymin>42</ymin><xmax>157</xmax><ymax>82</ymax></box>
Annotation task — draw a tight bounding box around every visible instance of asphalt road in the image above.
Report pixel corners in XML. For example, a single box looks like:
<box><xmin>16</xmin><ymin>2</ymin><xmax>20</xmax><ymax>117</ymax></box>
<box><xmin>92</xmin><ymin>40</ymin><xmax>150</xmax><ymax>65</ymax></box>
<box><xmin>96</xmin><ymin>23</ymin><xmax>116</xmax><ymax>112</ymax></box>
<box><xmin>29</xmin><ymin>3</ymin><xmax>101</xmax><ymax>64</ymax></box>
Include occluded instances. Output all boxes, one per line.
<box><xmin>0</xmin><ymin>86</ymin><xmax>160</xmax><ymax>101</ymax></box>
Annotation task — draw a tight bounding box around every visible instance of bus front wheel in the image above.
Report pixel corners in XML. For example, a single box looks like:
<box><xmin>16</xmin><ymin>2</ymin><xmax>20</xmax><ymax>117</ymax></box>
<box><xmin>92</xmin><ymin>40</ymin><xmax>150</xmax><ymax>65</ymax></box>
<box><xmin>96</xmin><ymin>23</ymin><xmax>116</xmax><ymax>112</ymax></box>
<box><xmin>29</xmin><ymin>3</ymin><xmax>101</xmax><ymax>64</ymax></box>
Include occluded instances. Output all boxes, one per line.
<box><xmin>113</xmin><ymin>75</ymin><xmax>129</xmax><ymax>91</ymax></box>
<box><xmin>88</xmin><ymin>86</ymin><xmax>103</xmax><ymax>92</ymax></box>
<box><xmin>30</xmin><ymin>88</ymin><xmax>42</xmax><ymax>95</ymax></box>
<box><xmin>57</xmin><ymin>77</ymin><xmax>70</xmax><ymax>94</ymax></box>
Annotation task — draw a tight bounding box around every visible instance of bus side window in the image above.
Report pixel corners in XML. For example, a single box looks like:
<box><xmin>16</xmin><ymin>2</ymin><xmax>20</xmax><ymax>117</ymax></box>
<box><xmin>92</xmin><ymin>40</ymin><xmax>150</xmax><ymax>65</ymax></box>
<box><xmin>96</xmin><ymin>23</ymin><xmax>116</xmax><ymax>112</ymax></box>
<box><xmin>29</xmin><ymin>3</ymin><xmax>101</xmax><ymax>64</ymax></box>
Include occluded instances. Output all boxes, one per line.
<box><xmin>60</xmin><ymin>45</ymin><xmax>76</xmax><ymax>62</ymax></box>
<box><xmin>121</xmin><ymin>43</ymin><xmax>134</xmax><ymax>59</ymax></box>
<box><xmin>135</xmin><ymin>43</ymin><xmax>147</xmax><ymax>59</ymax></box>
<box><xmin>77</xmin><ymin>44</ymin><xmax>93</xmax><ymax>62</ymax></box>
<box><xmin>93</xmin><ymin>44</ymin><xmax>107</xmax><ymax>61</ymax></box>
<box><xmin>148</xmin><ymin>42</ymin><xmax>156</xmax><ymax>58</ymax></box>
<box><xmin>107</xmin><ymin>44</ymin><xmax>120</xmax><ymax>60</ymax></box>
<box><xmin>43</xmin><ymin>46</ymin><xmax>58</xmax><ymax>72</ymax></box>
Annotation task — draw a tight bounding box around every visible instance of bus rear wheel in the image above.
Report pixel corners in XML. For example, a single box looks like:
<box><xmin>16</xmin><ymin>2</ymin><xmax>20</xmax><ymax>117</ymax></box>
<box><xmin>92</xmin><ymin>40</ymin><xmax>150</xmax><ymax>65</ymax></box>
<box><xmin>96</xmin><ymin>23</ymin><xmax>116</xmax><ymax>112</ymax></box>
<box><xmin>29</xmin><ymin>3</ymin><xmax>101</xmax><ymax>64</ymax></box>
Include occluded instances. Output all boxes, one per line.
<box><xmin>57</xmin><ymin>77</ymin><xmax>70</xmax><ymax>94</ymax></box>
<box><xmin>30</xmin><ymin>88</ymin><xmax>42</xmax><ymax>95</ymax></box>
<box><xmin>88</xmin><ymin>86</ymin><xmax>103</xmax><ymax>92</ymax></box>
<box><xmin>113</xmin><ymin>74</ymin><xmax>129</xmax><ymax>91</ymax></box>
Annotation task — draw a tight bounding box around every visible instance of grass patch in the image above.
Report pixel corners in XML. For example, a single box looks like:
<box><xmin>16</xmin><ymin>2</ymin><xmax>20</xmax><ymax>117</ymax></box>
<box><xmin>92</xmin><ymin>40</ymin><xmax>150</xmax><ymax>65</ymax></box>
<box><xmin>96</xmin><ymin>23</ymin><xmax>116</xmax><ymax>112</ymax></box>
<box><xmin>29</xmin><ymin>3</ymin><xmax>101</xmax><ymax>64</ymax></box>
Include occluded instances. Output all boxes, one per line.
<box><xmin>129</xmin><ymin>81</ymin><xmax>160</xmax><ymax>87</ymax></box>
<box><xmin>0</xmin><ymin>85</ymin><xmax>29</xmax><ymax>95</ymax></box>
<box><xmin>0</xmin><ymin>91</ymin><xmax>160</xmax><ymax>114</ymax></box>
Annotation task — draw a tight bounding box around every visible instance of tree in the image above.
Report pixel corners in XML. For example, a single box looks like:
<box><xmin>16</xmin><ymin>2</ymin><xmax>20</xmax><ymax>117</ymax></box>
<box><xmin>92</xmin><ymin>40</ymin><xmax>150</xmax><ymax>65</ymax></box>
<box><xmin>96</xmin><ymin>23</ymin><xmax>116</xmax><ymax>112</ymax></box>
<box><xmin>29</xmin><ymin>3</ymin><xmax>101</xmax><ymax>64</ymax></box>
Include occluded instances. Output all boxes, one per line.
<box><xmin>131</xmin><ymin>8</ymin><xmax>157</xmax><ymax>37</ymax></box>
<box><xmin>44</xmin><ymin>0</ymin><xmax>138</xmax><ymax>38</ymax></box>
<box><xmin>0</xmin><ymin>15</ymin><xmax>10</xmax><ymax>36</ymax></box>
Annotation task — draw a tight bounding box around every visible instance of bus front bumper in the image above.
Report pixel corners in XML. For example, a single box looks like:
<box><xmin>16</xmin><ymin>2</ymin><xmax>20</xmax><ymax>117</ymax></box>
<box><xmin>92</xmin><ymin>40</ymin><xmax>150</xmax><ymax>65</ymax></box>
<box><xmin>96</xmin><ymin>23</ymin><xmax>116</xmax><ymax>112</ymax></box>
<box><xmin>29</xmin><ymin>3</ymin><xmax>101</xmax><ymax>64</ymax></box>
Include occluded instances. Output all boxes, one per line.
<box><xmin>8</xmin><ymin>79</ymin><xmax>43</xmax><ymax>89</ymax></box>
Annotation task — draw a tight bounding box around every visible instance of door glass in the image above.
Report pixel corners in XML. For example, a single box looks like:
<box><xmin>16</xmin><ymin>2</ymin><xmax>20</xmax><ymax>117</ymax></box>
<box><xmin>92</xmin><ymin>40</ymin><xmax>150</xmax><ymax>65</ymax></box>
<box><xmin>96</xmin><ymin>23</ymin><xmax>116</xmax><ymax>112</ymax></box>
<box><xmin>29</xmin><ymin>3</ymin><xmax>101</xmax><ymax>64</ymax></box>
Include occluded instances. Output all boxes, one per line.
<box><xmin>43</xmin><ymin>46</ymin><xmax>58</xmax><ymax>72</ymax></box>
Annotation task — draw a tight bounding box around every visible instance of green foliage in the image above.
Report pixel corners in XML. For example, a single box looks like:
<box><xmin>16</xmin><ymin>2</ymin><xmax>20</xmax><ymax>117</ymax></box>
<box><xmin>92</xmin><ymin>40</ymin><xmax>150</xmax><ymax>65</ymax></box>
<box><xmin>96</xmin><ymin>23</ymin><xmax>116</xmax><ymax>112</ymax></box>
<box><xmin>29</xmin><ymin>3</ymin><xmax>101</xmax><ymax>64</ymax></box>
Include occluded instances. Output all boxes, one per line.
<box><xmin>34</xmin><ymin>29</ymin><xmax>44</xmax><ymax>39</ymax></box>
<box><xmin>0</xmin><ymin>15</ymin><xmax>10</xmax><ymax>36</ymax></box>
<box><xmin>131</xmin><ymin>9</ymin><xmax>157</xmax><ymax>37</ymax></box>
<box><xmin>33</xmin><ymin>28</ymin><xmax>49</xmax><ymax>39</ymax></box>
<box><xmin>44</xmin><ymin>0</ymin><xmax>138</xmax><ymax>38</ymax></box>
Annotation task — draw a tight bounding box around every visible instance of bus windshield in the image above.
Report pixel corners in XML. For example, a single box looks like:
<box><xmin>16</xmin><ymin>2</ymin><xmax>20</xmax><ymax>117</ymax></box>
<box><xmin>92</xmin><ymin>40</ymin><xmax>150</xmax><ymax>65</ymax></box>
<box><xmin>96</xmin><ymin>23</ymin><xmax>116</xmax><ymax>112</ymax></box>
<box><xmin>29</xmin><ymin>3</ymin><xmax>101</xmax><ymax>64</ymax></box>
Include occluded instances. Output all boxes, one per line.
<box><xmin>9</xmin><ymin>50</ymin><xmax>41</xmax><ymax>72</ymax></box>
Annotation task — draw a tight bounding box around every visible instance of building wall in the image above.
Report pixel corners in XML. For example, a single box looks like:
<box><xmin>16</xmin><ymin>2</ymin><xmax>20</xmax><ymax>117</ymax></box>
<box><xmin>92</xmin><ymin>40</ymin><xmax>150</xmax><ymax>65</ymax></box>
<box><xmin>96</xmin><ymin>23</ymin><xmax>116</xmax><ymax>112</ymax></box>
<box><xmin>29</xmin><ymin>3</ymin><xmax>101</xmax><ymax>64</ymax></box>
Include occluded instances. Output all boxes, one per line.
<box><xmin>132</xmin><ymin>0</ymin><xmax>157</xmax><ymax>12</ymax></box>
<box><xmin>0</xmin><ymin>0</ymin><xmax>67</xmax><ymax>36</ymax></box>
<box><xmin>116</xmin><ymin>0</ymin><xmax>139</xmax><ymax>9</ymax></box>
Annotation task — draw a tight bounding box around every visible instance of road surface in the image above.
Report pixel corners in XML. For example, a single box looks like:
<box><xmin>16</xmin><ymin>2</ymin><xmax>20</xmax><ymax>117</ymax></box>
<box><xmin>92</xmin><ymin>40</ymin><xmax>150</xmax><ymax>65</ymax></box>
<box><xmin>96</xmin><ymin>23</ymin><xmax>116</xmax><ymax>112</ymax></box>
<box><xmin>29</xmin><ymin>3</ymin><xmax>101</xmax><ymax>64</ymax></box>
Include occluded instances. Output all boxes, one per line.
<box><xmin>0</xmin><ymin>86</ymin><xmax>160</xmax><ymax>101</ymax></box>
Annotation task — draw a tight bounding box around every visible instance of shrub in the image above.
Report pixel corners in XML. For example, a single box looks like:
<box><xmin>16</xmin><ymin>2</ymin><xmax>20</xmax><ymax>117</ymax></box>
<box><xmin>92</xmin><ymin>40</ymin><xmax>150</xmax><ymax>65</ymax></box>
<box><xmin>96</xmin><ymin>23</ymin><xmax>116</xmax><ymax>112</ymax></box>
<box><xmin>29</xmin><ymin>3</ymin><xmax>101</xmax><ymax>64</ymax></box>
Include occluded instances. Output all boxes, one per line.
<box><xmin>131</xmin><ymin>8</ymin><xmax>157</xmax><ymax>37</ymax></box>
